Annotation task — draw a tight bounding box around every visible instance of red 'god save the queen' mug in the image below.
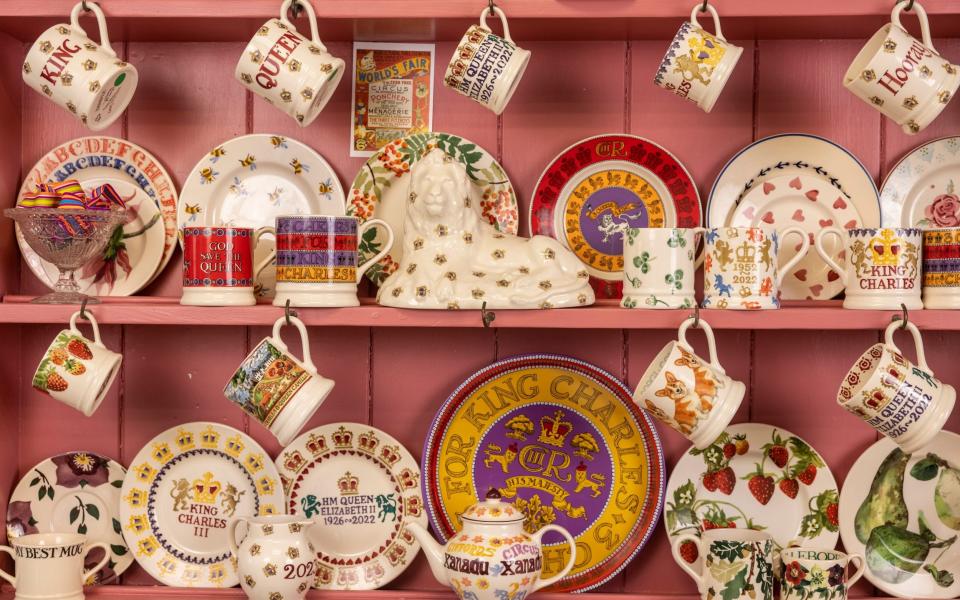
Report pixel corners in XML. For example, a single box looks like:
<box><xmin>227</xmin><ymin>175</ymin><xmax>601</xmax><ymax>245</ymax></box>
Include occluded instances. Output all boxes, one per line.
<box><xmin>181</xmin><ymin>227</ymin><xmax>273</xmax><ymax>306</ymax></box>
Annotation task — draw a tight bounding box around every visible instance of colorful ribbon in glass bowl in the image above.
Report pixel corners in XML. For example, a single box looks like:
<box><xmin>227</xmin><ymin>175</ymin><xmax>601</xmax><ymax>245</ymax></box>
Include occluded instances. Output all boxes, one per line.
<box><xmin>18</xmin><ymin>180</ymin><xmax>126</xmax><ymax>210</ymax></box>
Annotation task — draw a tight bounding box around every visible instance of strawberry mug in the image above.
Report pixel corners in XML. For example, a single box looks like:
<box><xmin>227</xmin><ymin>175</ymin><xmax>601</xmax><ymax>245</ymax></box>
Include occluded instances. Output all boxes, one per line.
<box><xmin>32</xmin><ymin>311</ymin><xmax>121</xmax><ymax>417</ymax></box>
<box><xmin>672</xmin><ymin>528</ymin><xmax>776</xmax><ymax>600</ymax></box>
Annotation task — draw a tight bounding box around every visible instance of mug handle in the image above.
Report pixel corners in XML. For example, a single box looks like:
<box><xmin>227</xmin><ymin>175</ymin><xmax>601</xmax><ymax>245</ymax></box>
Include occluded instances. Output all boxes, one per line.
<box><xmin>691</xmin><ymin>227</ymin><xmax>707</xmax><ymax>269</ymax></box>
<box><xmin>479</xmin><ymin>6</ymin><xmax>515</xmax><ymax>43</ymax></box>
<box><xmin>677</xmin><ymin>316</ymin><xmax>726</xmax><ymax>375</ymax></box>
<box><xmin>253</xmin><ymin>226</ymin><xmax>277</xmax><ymax>283</ymax></box>
<box><xmin>279</xmin><ymin>0</ymin><xmax>324</xmax><ymax>49</ymax></box>
<box><xmin>355</xmin><ymin>219</ymin><xmax>395</xmax><ymax>283</ymax></box>
<box><xmin>70</xmin><ymin>310</ymin><xmax>104</xmax><ymax>348</ymax></box>
<box><xmin>227</xmin><ymin>516</ymin><xmax>249</xmax><ymax>557</ymax></box>
<box><xmin>530</xmin><ymin>525</ymin><xmax>576</xmax><ymax>592</ymax></box>
<box><xmin>0</xmin><ymin>545</ymin><xmax>15</xmax><ymax>586</ymax></box>
<box><xmin>69</xmin><ymin>1</ymin><xmax>117</xmax><ymax>58</ymax></box>
<box><xmin>775</xmin><ymin>226</ymin><xmax>811</xmax><ymax>287</ymax></box>
<box><xmin>690</xmin><ymin>3</ymin><xmax>727</xmax><ymax>41</ymax></box>
<box><xmin>81</xmin><ymin>542</ymin><xmax>111</xmax><ymax>584</ymax></box>
<box><xmin>671</xmin><ymin>534</ymin><xmax>704</xmax><ymax>589</ymax></box>
<box><xmin>891</xmin><ymin>0</ymin><xmax>935</xmax><ymax>52</ymax></box>
<box><xmin>814</xmin><ymin>227</ymin><xmax>848</xmax><ymax>287</ymax></box>
<box><xmin>846</xmin><ymin>553</ymin><xmax>867</xmax><ymax>587</ymax></box>
<box><xmin>884</xmin><ymin>319</ymin><xmax>930</xmax><ymax>372</ymax></box>
<box><xmin>272</xmin><ymin>314</ymin><xmax>317</xmax><ymax>373</ymax></box>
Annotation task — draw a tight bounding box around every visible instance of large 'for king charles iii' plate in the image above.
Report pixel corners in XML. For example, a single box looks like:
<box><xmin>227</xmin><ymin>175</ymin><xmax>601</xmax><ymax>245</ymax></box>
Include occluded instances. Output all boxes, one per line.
<box><xmin>529</xmin><ymin>134</ymin><xmax>701</xmax><ymax>299</ymax></box>
<box><xmin>665</xmin><ymin>424</ymin><xmax>839</xmax><ymax>573</ymax></box>
<box><xmin>7</xmin><ymin>452</ymin><xmax>131</xmax><ymax>584</ymax></box>
<box><xmin>422</xmin><ymin>354</ymin><xmax>665</xmax><ymax>593</ymax></box>
<box><xmin>275</xmin><ymin>423</ymin><xmax>427</xmax><ymax>590</ymax></box>
<box><xmin>839</xmin><ymin>431</ymin><xmax>960</xmax><ymax>599</ymax></box>
<box><xmin>120</xmin><ymin>422</ymin><xmax>284</xmax><ymax>588</ymax></box>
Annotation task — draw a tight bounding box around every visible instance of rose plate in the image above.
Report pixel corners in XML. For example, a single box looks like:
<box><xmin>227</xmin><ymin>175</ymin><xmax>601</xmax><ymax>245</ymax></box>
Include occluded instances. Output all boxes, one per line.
<box><xmin>880</xmin><ymin>136</ymin><xmax>960</xmax><ymax>228</ymax></box>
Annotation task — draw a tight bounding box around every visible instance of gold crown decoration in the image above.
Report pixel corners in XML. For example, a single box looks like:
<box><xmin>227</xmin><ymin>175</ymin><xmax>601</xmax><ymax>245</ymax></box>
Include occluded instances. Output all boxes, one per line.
<box><xmin>358</xmin><ymin>430</ymin><xmax>380</xmax><ymax>453</ymax></box>
<box><xmin>127</xmin><ymin>514</ymin><xmax>149</xmax><ymax>534</ymax></box>
<box><xmin>404</xmin><ymin>495</ymin><xmax>423</xmax><ymax>516</ymax></box>
<box><xmin>125</xmin><ymin>488</ymin><xmax>147</xmax><ymax>507</ymax></box>
<box><xmin>332</xmin><ymin>426</ymin><xmax>353</xmax><ymax>448</ymax></box>
<box><xmin>735</xmin><ymin>241</ymin><xmax>757</xmax><ymax>263</ymax></box>
<box><xmin>380</xmin><ymin>445</ymin><xmax>401</xmax><ymax>465</ymax></box>
<box><xmin>306</xmin><ymin>433</ymin><xmax>327</xmax><ymax>455</ymax></box>
<box><xmin>338</xmin><ymin>471</ymin><xmax>360</xmax><ymax>495</ymax></box>
<box><xmin>399</xmin><ymin>467</ymin><xmax>419</xmax><ymax>490</ymax></box>
<box><xmin>134</xmin><ymin>463</ymin><xmax>156</xmax><ymax>483</ymax></box>
<box><xmin>176</xmin><ymin>429</ymin><xmax>196</xmax><ymax>451</ymax></box>
<box><xmin>156</xmin><ymin>555</ymin><xmax>178</xmax><ymax>577</ymax></box>
<box><xmin>259</xmin><ymin>503</ymin><xmax>278</xmax><ymax>516</ymax></box>
<box><xmin>200</xmin><ymin>426</ymin><xmax>220</xmax><ymax>448</ymax></box>
<box><xmin>209</xmin><ymin>564</ymin><xmax>227</xmax><ymax>585</ymax></box>
<box><xmin>152</xmin><ymin>443</ymin><xmax>173</xmax><ymax>464</ymax></box>
<box><xmin>256</xmin><ymin>476</ymin><xmax>276</xmax><ymax>496</ymax></box>
<box><xmin>539</xmin><ymin>410</ymin><xmax>574</xmax><ymax>448</ymax></box>
<box><xmin>192</xmin><ymin>472</ymin><xmax>222</xmax><ymax>504</ymax></box>
<box><xmin>282</xmin><ymin>450</ymin><xmax>305</xmax><ymax>473</ymax></box>
<box><xmin>225</xmin><ymin>435</ymin><xmax>245</xmax><ymax>457</ymax></box>
<box><xmin>181</xmin><ymin>566</ymin><xmax>201</xmax><ymax>585</ymax></box>
<box><xmin>244</xmin><ymin>453</ymin><xmax>264</xmax><ymax>474</ymax></box>
<box><xmin>137</xmin><ymin>536</ymin><xmax>159</xmax><ymax>557</ymax></box>
<box><xmin>869</xmin><ymin>229</ymin><xmax>901</xmax><ymax>266</ymax></box>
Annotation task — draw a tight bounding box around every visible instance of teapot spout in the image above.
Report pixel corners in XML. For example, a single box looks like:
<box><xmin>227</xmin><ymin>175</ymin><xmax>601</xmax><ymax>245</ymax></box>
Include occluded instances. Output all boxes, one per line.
<box><xmin>406</xmin><ymin>523</ymin><xmax>449</xmax><ymax>587</ymax></box>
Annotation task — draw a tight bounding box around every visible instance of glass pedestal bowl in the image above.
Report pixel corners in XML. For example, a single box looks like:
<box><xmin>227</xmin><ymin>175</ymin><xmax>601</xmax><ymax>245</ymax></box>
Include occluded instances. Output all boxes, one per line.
<box><xmin>5</xmin><ymin>208</ymin><xmax>125</xmax><ymax>304</ymax></box>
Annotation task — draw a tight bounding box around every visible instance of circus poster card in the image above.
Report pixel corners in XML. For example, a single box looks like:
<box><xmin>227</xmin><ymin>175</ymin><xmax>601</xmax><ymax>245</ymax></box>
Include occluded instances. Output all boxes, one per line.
<box><xmin>351</xmin><ymin>42</ymin><xmax>435</xmax><ymax>157</ymax></box>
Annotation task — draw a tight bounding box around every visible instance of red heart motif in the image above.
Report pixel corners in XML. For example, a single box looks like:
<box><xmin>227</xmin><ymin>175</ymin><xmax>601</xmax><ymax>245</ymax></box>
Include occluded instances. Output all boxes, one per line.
<box><xmin>789</xmin><ymin>177</ymin><xmax>802</xmax><ymax>189</ymax></box>
<box><xmin>810</xmin><ymin>284</ymin><xmax>824</xmax><ymax>297</ymax></box>
<box><xmin>844</xmin><ymin>220</ymin><xmax>857</xmax><ymax>229</ymax></box>
<box><xmin>763</xmin><ymin>181</ymin><xmax>776</xmax><ymax>194</ymax></box>
<box><xmin>819</xmin><ymin>219</ymin><xmax>833</xmax><ymax>227</ymax></box>
<box><xmin>794</xmin><ymin>269</ymin><xmax>808</xmax><ymax>281</ymax></box>
<box><xmin>805</xmin><ymin>189</ymin><xmax>819</xmax><ymax>201</ymax></box>
<box><xmin>792</xmin><ymin>209</ymin><xmax>805</xmax><ymax>222</ymax></box>
<box><xmin>833</xmin><ymin>197</ymin><xmax>847</xmax><ymax>209</ymax></box>
<box><xmin>827</xmin><ymin>270</ymin><xmax>840</xmax><ymax>282</ymax></box>
<box><xmin>742</xmin><ymin>206</ymin><xmax>756</xmax><ymax>219</ymax></box>
<box><xmin>762</xmin><ymin>211</ymin><xmax>775</xmax><ymax>224</ymax></box>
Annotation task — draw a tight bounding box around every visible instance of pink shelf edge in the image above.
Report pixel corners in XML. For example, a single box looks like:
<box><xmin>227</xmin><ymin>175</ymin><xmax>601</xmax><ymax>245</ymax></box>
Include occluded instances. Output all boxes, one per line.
<box><xmin>0</xmin><ymin>296</ymin><xmax>954</xmax><ymax>329</ymax></box>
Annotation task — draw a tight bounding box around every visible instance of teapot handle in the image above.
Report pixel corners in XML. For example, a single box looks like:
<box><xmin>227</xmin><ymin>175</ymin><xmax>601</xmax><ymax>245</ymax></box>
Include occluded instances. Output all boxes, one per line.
<box><xmin>531</xmin><ymin>525</ymin><xmax>576</xmax><ymax>592</ymax></box>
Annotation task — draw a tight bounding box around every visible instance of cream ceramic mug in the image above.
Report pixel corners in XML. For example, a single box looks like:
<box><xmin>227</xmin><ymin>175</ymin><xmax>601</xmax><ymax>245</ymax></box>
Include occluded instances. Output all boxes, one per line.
<box><xmin>224</xmin><ymin>315</ymin><xmax>335</xmax><ymax>445</ymax></box>
<box><xmin>634</xmin><ymin>316</ymin><xmax>745</xmax><ymax>448</ymax></box>
<box><xmin>780</xmin><ymin>544</ymin><xmax>865</xmax><ymax>600</ymax></box>
<box><xmin>653</xmin><ymin>4</ymin><xmax>743</xmax><ymax>113</ymax></box>
<box><xmin>815</xmin><ymin>227</ymin><xmax>922</xmax><ymax>310</ymax></box>
<box><xmin>622</xmin><ymin>227</ymin><xmax>703</xmax><ymax>309</ymax></box>
<box><xmin>22</xmin><ymin>1</ymin><xmax>138</xmax><ymax>131</ymax></box>
<box><xmin>32</xmin><ymin>311</ymin><xmax>121</xmax><ymax>417</ymax></box>
<box><xmin>672</xmin><ymin>529</ymin><xmax>776</xmax><ymax>600</ymax></box>
<box><xmin>443</xmin><ymin>6</ymin><xmax>531</xmax><ymax>114</ymax></box>
<box><xmin>0</xmin><ymin>533</ymin><xmax>110</xmax><ymax>600</ymax></box>
<box><xmin>838</xmin><ymin>319</ymin><xmax>955</xmax><ymax>453</ymax></box>
<box><xmin>235</xmin><ymin>0</ymin><xmax>345</xmax><ymax>127</ymax></box>
<box><xmin>843</xmin><ymin>1</ymin><xmax>959</xmax><ymax>134</ymax></box>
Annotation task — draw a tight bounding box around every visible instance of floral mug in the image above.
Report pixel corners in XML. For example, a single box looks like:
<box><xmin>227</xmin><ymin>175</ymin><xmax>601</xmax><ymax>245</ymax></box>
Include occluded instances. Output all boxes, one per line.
<box><xmin>781</xmin><ymin>545</ymin><xmax>865</xmax><ymax>600</ymax></box>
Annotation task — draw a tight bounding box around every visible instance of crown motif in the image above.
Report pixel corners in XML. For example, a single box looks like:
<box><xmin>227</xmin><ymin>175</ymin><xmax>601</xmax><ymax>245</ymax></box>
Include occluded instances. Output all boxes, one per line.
<box><xmin>283</xmin><ymin>450</ymin><xmax>305</xmax><ymax>472</ymax></box>
<box><xmin>332</xmin><ymin>426</ymin><xmax>353</xmax><ymax>449</ymax></box>
<box><xmin>338</xmin><ymin>471</ymin><xmax>359</xmax><ymax>495</ymax></box>
<box><xmin>256</xmin><ymin>476</ymin><xmax>276</xmax><ymax>496</ymax></box>
<box><xmin>225</xmin><ymin>435</ymin><xmax>245</xmax><ymax>457</ymax></box>
<box><xmin>200</xmin><ymin>426</ymin><xmax>220</xmax><ymax>448</ymax></box>
<box><xmin>192</xmin><ymin>472</ymin><xmax>222</xmax><ymax>504</ymax></box>
<box><xmin>385</xmin><ymin>543</ymin><xmax>407</xmax><ymax>566</ymax></box>
<box><xmin>404</xmin><ymin>495</ymin><xmax>422</xmax><ymax>517</ymax></box>
<box><xmin>176</xmin><ymin>429</ymin><xmax>195</xmax><ymax>451</ymax></box>
<box><xmin>306</xmin><ymin>433</ymin><xmax>327</xmax><ymax>455</ymax></box>
<box><xmin>399</xmin><ymin>467</ymin><xmax>419</xmax><ymax>490</ymax></box>
<box><xmin>245</xmin><ymin>453</ymin><xmax>264</xmax><ymax>474</ymax></box>
<box><xmin>358</xmin><ymin>431</ymin><xmax>380</xmax><ymax>453</ymax></box>
<box><xmin>735</xmin><ymin>241</ymin><xmax>757</xmax><ymax>263</ymax></box>
<box><xmin>152</xmin><ymin>443</ymin><xmax>173</xmax><ymax>464</ymax></box>
<box><xmin>869</xmin><ymin>229</ymin><xmax>901</xmax><ymax>266</ymax></box>
<box><xmin>379</xmin><ymin>445</ymin><xmax>401</xmax><ymax>465</ymax></box>
<box><xmin>539</xmin><ymin>410</ymin><xmax>573</xmax><ymax>448</ymax></box>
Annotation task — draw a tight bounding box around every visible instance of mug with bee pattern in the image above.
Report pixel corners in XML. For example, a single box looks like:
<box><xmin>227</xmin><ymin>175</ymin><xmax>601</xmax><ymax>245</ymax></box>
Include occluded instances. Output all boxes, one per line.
<box><xmin>22</xmin><ymin>1</ymin><xmax>138</xmax><ymax>131</ymax></box>
<box><xmin>262</xmin><ymin>215</ymin><xmax>394</xmax><ymax>307</ymax></box>
<box><xmin>235</xmin><ymin>0</ymin><xmax>345</xmax><ymax>127</ymax></box>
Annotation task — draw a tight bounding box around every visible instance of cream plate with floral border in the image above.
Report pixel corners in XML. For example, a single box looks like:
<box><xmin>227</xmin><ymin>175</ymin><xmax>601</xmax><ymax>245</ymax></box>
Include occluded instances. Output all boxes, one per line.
<box><xmin>119</xmin><ymin>422</ymin><xmax>284</xmax><ymax>588</ymax></box>
<box><xmin>348</xmin><ymin>132</ymin><xmax>517</xmax><ymax>285</ymax></box>
<box><xmin>6</xmin><ymin>451</ymin><xmax>131</xmax><ymax>584</ymax></box>
<box><xmin>665</xmin><ymin>423</ymin><xmax>839</xmax><ymax>574</ymax></box>
<box><xmin>275</xmin><ymin>423</ymin><xmax>427</xmax><ymax>590</ymax></box>
<box><xmin>17</xmin><ymin>136</ymin><xmax>177</xmax><ymax>294</ymax></box>
<box><xmin>839</xmin><ymin>431</ymin><xmax>960</xmax><ymax>599</ymax></box>
<box><xmin>708</xmin><ymin>134</ymin><xmax>879</xmax><ymax>300</ymax></box>
<box><xmin>178</xmin><ymin>134</ymin><xmax>345</xmax><ymax>297</ymax></box>
<box><xmin>880</xmin><ymin>137</ymin><xmax>960</xmax><ymax>228</ymax></box>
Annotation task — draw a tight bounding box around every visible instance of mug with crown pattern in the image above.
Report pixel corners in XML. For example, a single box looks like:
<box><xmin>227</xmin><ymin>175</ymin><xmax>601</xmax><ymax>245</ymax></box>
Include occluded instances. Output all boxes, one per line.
<box><xmin>22</xmin><ymin>1</ymin><xmax>138</xmax><ymax>131</ymax></box>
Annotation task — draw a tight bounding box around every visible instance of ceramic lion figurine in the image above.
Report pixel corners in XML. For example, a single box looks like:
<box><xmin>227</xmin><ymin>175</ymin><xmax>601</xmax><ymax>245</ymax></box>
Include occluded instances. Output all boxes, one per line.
<box><xmin>377</xmin><ymin>149</ymin><xmax>595</xmax><ymax>309</ymax></box>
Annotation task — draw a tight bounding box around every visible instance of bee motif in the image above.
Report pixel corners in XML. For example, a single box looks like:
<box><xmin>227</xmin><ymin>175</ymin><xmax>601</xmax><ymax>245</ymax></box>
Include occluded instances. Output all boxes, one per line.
<box><xmin>413</xmin><ymin>238</ymin><xmax>424</xmax><ymax>250</ymax></box>
<box><xmin>492</xmin><ymin>249</ymin><xmax>505</xmax><ymax>259</ymax></box>
<box><xmin>22</xmin><ymin>62</ymin><xmax>31</xmax><ymax>74</ymax></box>
<box><xmin>870</xmin><ymin>96</ymin><xmax>884</xmax><ymax>106</ymax></box>
<box><xmin>406</xmin><ymin>264</ymin><xmax>417</xmax><ymax>274</ymax></box>
<box><xmin>257</xmin><ymin>25</ymin><xmax>270</xmax><ymax>35</ymax></box>
<box><xmin>436</xmin><ymin>224</ymin><xmax>448</xmax><ymax>237</ymax></box>
<box><xmin>267</xmin><ymin>187</ymin><xmax>283</xmax><ymax>204</ymax></box>
<box><xmin>445</xmin><ymin>272</ymin><xmax>457</xmax><ymax>281</ymax></box>
<box><xmin>300</xmin><ymin>88</ymin><xmax>313</xmax><ymax>101</ymax></box>
<box><xmin>88</xmin><ymin>80</ymin><xmax>100</xmax><ymax>93</ymax></box>
<box><xmin>308</xmin><ymin>45</ymin><xmax>322</xmax><ymax>55</ymax></box>
<box><xmin>239</xmin><ymin>154</ymin><xmax>257</xmax><ymax>170</ymax></box>
<box><xmin>295</xmin><ymin>114</ymin><xmax>304</xmax><ymax>123</ymax></box>
<box><xmin>434</xmin><ymin>254</ymin><xmax>447</xmax><ymax>265</ymax></box>
<box><xmin>391</xmin><ymin>287</ymin><xmax>403</xmax><ymax>297</ymax></box>
<box><xmin>320</xmin><ymin>63</ymin><xmax>333</xmax><ymax>73</ymax></box>
<box><xmin>945</xmin><ymin>62</ymin><xmax>957</xmax><ymax>76</ymax></box>
<box><xmin>270</xmin><ymin>136</ymin><xmax>288</xmax><ymax>149</ymax></box>
<box><xmin>199</xmin><ymin>167</ymin><xmax>218</xmax><ymax>184</ymax></box>
<box><xmin>84</xmin><ymin>42</ymin><xmax>97</xmax><ymax>51</ymax></box>
<box><xmin>940</xmin><ymin>90</ymin><xmax>952</xmax><ymax>104</ymax></box>
<box><xmin>80</xmin><ymin>114</ymin><xmax>88</xmax><ymax>124</ymax></box>
<box><xmin>317</xmin><ymin>179</ymin><xmax>334</xmax><ymax>199</ymax></box>
<box><xmin>241</xmin><ymin>73</ymin><xmax>253</xmax><ymax>84</ymax></box>
<box><xmin>209</xmin><ymin>147</ymin><xmax>226</xmax><ymax>161</ymax></box>
<box><xmin>280</xmin><ymin>89</ymin><xmax>293</xmax><ymax>103</ymax></box>
<box><xmin>289</xmin><ymin>159</ymin><xmax>308</xmax><ymax>175</ymax></box>
<box><xmin>41</xmin><ymin>84</ymin><xmax>52</xmax><ymax>97</ymax></box>
<box><xmin>82</xmin><ymin>59</ymin><xmax>97</xmax><ymax>71</ymax></box>
<box><xmin>56</xmin><ymin>26</ymin><xmax>70</xmax><ymax>34</ymax></box>
<box><xmin>66</xmin><ymin>101</ymin><xmax>77</xmax><ymax>114</ymax></box>
<box><xmin>228</xmin><ymin>177</ymin><xmax>248</xmax><ymax>197</ymax></box>
<box><xmin>184</xmin><ymin>204</ymin><xmax>202</xmax><ymax>222</ymax></box>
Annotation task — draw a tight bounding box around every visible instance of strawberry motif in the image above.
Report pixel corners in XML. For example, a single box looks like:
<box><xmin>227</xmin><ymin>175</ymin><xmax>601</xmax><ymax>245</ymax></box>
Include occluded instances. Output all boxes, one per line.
<box><xmin>45</xmin><ymin>372</ymin><xmax>69</xmax><ymax>392</ymax></box>
<box><xmin>798</xmin><ymin>463</ymin><xmax>818</xmax><ymax>485</ymax></box>
<box><xmin>702</xmin><ymin>470</ymin><xmax>719</xmax><ymax>492</ymax></box>
<box><xmin>678</xmin><ymin>540</ymin><xmax>698</xmax><ymax>563</ymax></box>
<box><xmin>778</xmin><ymin>477</ymin><xmax>799</xmax><ymax>499</ymax></box>
<box><xmin>744</xmin><ymin>466</ymin><xmax>775</xmax><ymax>505</ymax></box>
<box><xmin>734</xmin><ymin>434</ymin><xmax>749</xmax><ymax>455</ymax></box>
<box><xmin>767</xmin><ymin>444</ymin><xmax>789</xmax><ymax>468</ymax></box>
<box><xmin>722</xmin><ymin>442</ymin><xmax>736</xmax><ymax>459</ymax></box>
<box><xmin>716</xmin><ymin>467</ymin><xmax>736</xmax><ymax>495</ymax></box>
<box><xmin>64</xmin><ymin>359</ymin><xmax>86</xmax><ymax>376</ymax></box>
<box><xmin>67</xmin><ymin>338</ymin><xmax>93</xmax><ymax>360</ymax></box>
<box><xmin>825</xmin><ymin>502</ymin><xmax>839</xmax><ymax>528</ymax></box>
<box><xmin>50</xmin><ymin>347</ymin><xmax>69</xmax><ymax>365</ymax></box>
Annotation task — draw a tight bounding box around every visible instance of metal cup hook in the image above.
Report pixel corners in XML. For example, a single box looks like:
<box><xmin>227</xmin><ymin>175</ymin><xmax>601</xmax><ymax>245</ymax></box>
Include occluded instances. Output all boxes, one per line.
<box><xmin>285</xmin><ymin>298</ymin><xmax>298</xmax><ymax>326</ymax></box>
<box><xmin>699</xmin><ymin>0</ymin><xmax>709</xmax><ymax>13</ymax></box>
<box><xmin>901</xmin><ymin>0</ymin><xmax>916</xmax><ymax>11</ymax></box>
<box><xmin>79</xmin><ymin>297</ymin><xmax>90</xmax><ymax>321</ymax></box>
<box><xmin>488</xmin><ymin>0</ymin><xmax>496</xmax><ymax>17</ymax></box>
<box><xmin>892</xmin><ymin>302</ymin><xmax>909</xmax><ymax>330</ymax></box>
<box><xmin>690</xmin><ymin>304</ymin><xmax>701</xmax><ymax>328</ymax></box>
<box><xmin>81</xmin><ymin>0</ymin><xmax>92</xmax><ymax>12</ymax></box>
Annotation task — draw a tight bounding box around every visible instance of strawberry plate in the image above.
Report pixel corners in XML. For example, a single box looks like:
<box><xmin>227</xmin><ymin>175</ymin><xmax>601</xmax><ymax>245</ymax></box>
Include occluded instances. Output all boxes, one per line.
<box><xmin>664</xmin><ymin>423</ymin><xmax>839</xmax><ymax>572</ymax></box>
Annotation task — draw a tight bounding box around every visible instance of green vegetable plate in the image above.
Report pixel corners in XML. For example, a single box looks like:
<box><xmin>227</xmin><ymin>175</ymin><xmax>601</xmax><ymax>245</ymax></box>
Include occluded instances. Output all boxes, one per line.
<box><xmin>840</xmin><ymin>430</ymin><xmax>960</xmax><ymax>599</ymax></box>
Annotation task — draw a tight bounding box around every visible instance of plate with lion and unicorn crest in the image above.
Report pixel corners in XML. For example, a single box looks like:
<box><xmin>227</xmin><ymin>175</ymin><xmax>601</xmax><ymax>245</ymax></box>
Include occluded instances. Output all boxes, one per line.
<box><xmin>422</xmin><ymin>354</ymin><xmax>665</xmax><ymax>592</ymax></box>
<box><xmin>274</xmin><ymin>423</ymin><xmax>427</xmax><ymax>590</ymax></box>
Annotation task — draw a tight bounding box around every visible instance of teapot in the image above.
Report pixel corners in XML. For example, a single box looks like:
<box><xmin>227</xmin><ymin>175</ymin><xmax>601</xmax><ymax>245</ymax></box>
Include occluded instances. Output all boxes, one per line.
<box><xmin>407</xmin><ymin>489</ymin><xmax>576</xmax><ymax>600</ymax></box>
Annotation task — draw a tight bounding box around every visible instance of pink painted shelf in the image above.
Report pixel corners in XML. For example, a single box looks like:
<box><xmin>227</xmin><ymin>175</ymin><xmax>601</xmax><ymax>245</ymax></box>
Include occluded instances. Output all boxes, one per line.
<box><xmin>0</xmin><ymin>296</ymin><xmax>955</xmax><ymax>330</ymax></box>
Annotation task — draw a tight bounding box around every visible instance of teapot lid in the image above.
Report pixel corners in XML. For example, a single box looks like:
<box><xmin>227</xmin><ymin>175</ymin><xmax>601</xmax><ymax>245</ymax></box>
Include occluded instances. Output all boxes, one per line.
<box><xmin>461</xmin><ymin>488</ymin><xmax>524</xmax><ymax>523</ymax></box>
